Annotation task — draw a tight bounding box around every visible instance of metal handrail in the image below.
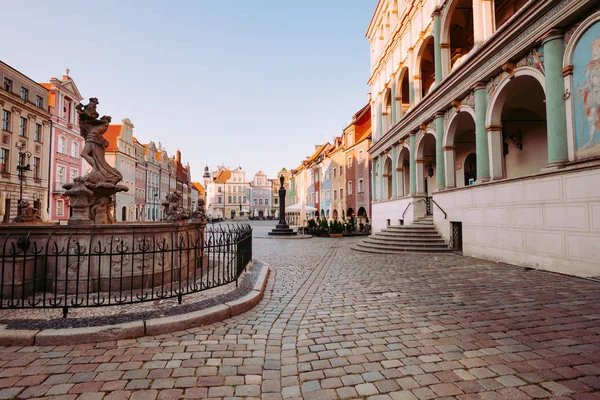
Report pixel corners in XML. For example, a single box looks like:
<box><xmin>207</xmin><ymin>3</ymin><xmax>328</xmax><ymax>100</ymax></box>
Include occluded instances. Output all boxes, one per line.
<box><xmin>402</xmin><ymin>198</ymin><xmax>426</xmax><ymax>219</ymax></box>
<box><xmin>431</xmin><ymin>198</ymin><xmax>447</xmax><ymax>219</ymax></box>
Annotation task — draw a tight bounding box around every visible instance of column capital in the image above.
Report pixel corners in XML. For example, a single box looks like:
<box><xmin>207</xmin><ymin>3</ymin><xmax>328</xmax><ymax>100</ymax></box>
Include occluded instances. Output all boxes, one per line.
<box><xmin>409</xmin><ymin>131</ymin><xmax>417</xmax><ymax>136</ymax></box>
<box><xmin>473</xmin><ymin>81</ymin><xmax>487</xmax><ymax>91</ymax></box>
<box><xmin>562</xmin><ymin>65</ymin><xmax>574</xmax><ymax>77</ymax></box>
<box><xmin>435</xmin><ymin>110</ymin><xmax>445</xmax><ymax>118</ymax></box>
<box><xmin>431</xmin><ymin>7</ymin><xmax>442</xmax><ymax>17</ymax></box>
<box><xmin>443</xmin><ymin>146</ymin><xmax>455</xmax><ymax>151</ymax></box>
<box><xmin>541</xmin><ymin>29</ymin><xmax>565</xmax><ymax>45</ymax></box>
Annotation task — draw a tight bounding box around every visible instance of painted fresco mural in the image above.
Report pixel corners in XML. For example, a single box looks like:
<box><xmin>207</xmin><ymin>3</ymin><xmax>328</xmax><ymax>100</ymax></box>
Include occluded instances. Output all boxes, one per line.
<box><xmin>574</xmin><ymin>21</ymin><xmax>600</xmax><ymax>159</ymax></box>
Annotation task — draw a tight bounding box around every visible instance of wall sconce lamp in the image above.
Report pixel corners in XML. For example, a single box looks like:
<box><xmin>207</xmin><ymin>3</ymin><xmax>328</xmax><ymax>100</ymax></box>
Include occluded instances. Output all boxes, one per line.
<box><xmin>427</xmin><ymin>161</ymin><xmax>434</xmax><ymax>178</ymax></box>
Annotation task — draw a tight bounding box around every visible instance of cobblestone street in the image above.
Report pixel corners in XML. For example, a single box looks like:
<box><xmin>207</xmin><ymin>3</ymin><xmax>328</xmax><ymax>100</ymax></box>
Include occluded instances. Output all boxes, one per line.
<box><xmin>0</xmin><ymin>222</ymin><xmax>598</xmax><ymax>400</ymax></box>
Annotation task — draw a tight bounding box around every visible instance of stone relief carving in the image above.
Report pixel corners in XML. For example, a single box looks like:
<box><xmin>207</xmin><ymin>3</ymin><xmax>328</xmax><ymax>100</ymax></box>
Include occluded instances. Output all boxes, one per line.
<box><xmin>162</xmin><ymin>191</ymin><xmax>190</xmax><ymax>221</ymax></box>
<box><xmin>192</xmin><ymin>198</ymin><xmax>207</xmax><ymax>222</ymax></box>
<box><xmin>13</xmin><ymin>200</ymin><xmax>39</xmax><ymax>223</ymax></box>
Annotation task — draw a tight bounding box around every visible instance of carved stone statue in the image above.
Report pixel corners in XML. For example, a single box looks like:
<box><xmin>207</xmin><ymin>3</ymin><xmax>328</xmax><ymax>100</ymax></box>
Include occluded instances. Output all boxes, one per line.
<box><xmin>13</xmin><ymin>200</ymin><xmax>39</xmax><ymax>223</ymax></box>
<box><xmin>63</xmin><ymin>98</ymin><xmax>128</xmax><ymax>224</ymax></box>
<box><xmin>192</xmin><ymin>198</ymin><xmax>206</xmax><ymax>222</ymax></box>
<box><xmin>162</xmin><ymin>192</ymin><xmax>189</xmax><ymax>221</ymax></box>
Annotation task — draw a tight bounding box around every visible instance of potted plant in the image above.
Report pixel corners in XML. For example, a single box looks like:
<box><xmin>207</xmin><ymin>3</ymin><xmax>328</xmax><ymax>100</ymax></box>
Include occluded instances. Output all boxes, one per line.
<box><xmin>329</xmin><ymin>220</ymin><xmax>343</xmax><ymax>238</ymax></box>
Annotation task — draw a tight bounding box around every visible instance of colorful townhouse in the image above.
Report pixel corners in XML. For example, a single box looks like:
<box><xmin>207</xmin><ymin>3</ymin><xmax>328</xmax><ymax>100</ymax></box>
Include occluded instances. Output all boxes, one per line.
<box><xmin>44</xmin><ymin>71</ymin><xmax>83</xmax><ymax>221</ymax></box>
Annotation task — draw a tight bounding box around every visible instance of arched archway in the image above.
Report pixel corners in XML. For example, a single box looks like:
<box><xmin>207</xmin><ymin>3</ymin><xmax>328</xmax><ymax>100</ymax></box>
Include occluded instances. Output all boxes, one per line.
<box><xmin>320</xmin><ymin>209</ymin><xmax>325</xmax><ymax>218</ymax></box>
<box><xmin>396</xmin><ymin>147</ymin><xmax>410</xmax><ymax>197</ymax></box>
<box><xmin>326</xmin><ymin>209</ymin><xmax>330</xmax><ymax>218</ymax></box>
<box><xmin>445</xmin><ymin>108</ymin><xmax>476</xmax><ymax>187</ymax></box>
<box><xmin>488</xmin><ymin>71</ymin><xmax>547</xmax><ymax>178</ymax></box>
<box><xmin>416</xmin><ymin>132</ymin><xmax>436</xmax><ymax>195</ymax></box>
<box><xmin>332</xmin><ymin>209</ymin><xmax>338</xmax><ymax>220</ymax></box>
<box><xmin>347</xmin><ymin>208</ymin><xmax>354</xmax><ymax>219</ymax></box>
<box><xmin>357</xmin><ymin>207</ymin><xmax>368</xmax><ymax>225</ymax></box>
<box><xmin>416</xmin><ymin>36</ymin><xmax>435</xmax><ymax>100</ymax></box>
<box><xmin>442</xmin><ymin>0</ymin><xmax>474</xmax><ymax>75</ymax></box>
<box><xmin>383</xmin><ymin>157</ymin><xmax>393</xmax><ymax>200</ymax></box>
<box><xmin>121</xmin><ymin>206</ymin><xmax>127</xmax><ymax>222</ymax></box>
<box><xmin>396</xmin><ymin>67</ymin><xmax>411</xmax><ymax>117</ymax></box>
<box><xmin>231</xmin><ymin>209</ymin><xmax>236</xmax><ymax>219</ymax></box>
<box><xmin>464</xmin><ymin>153</ymin><xmax>477</xmax><ymax>185</ymax></box>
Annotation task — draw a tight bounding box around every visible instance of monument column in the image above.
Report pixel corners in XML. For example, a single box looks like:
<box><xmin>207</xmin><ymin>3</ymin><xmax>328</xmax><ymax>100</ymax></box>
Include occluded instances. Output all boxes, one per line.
<box><xmin>543</xmin><ymin>29</ymin><xmax>569</xmax><ymax>167</ymax></box>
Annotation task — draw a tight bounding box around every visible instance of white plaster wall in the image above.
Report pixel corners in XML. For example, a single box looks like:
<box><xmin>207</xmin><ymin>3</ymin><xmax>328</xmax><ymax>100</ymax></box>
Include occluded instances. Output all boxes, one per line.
<box><xmin>372</xmin><ymin>197</ymin><xmax>413</xmax><ymax>233</ymax></box>
<box><xmin>433</xmin><ymin>166</ymin><xmax>600</xmax><ymax>277</ymax></box>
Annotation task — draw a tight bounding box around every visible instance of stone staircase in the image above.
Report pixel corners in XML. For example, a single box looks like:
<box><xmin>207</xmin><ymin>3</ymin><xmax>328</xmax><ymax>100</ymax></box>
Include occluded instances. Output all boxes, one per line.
<box><xmin>352</xmin><ymin>216</ymin><xmax>451</xmax><ymax>254</ymax></box>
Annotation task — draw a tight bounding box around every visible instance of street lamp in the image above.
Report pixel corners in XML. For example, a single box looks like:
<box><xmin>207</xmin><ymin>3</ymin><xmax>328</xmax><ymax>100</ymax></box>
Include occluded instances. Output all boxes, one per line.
<box><xmin>15</xmin><ymin>141</ymin><xmax>31</xmax><ymax>215</ymax></box>
<box><xmin>153</xmin><ymin>192</ymin><xmax>158</xmax><ymax>221</ymax></box>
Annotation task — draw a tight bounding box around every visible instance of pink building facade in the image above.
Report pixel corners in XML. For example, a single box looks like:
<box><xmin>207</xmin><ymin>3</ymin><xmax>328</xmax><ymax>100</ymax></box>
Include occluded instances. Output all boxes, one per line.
<box><xmin>43</xmin><ymin>72</ymin><xmax>83</xmax><ymax>221</ymax></box>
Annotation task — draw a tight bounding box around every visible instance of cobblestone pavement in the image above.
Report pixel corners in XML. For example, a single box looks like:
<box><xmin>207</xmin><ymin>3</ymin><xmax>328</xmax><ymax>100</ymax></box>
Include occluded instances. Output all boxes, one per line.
<box><xmin>0</xmin><ymin>221</ymin><xmax>598</xmax><ymax>400</ymax></box>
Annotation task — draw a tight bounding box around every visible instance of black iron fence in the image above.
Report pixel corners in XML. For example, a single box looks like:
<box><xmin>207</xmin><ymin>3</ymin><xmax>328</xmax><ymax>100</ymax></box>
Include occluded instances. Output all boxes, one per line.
<box><xmin>0</xmin><ymin>224</ymin><xmax>252</xmax><ymax>316</ymax></box>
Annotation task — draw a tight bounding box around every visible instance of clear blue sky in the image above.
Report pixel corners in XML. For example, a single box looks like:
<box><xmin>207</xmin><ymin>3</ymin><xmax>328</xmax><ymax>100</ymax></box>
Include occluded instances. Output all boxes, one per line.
<box><xmin>2</xmin><ymin>0</ymin><xmax>376</xmax><ymax>180</ymax></box>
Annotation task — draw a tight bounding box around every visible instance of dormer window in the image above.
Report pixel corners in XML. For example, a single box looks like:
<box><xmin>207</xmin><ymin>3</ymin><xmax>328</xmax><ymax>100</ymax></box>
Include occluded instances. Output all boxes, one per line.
<box><xmin>20</xmin><ymin>87</ymin><xmax>28</xmax><ymax>101</ymax></box>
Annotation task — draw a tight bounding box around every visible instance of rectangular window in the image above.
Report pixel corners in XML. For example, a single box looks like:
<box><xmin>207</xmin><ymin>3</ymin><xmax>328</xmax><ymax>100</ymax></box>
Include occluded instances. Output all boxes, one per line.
<box><xmin>333</xmin><ymin>190</ymin><xmax>337</xmax><ymax>200</ymax></box>
<box><xmin>36</xmin><ymin>96</ymin><xmax>43</xmax><ymax>108</ymax></box>
<box><xmin>218</xmin><ymin>196</ymin><xmax>222</xmax><ymax>203</ymax></box>
<box><xmin>315</xmin><ymin>191</ymin><xmax>319</xmax><ymax>202</ymax></box>
<box><xmin>259</xmin><ymin>199</ymin><xmax>263</xmax><ymax>205</ymax></box>
<box><xmin>358</xmin><ymin>150</ymin><xmax>363</xmax><ymax>162</ymax></box>
<box><xmin>348</xmin><ymin>156</ymin><xmax>353</xmax><ymax>168</ymax></box>
<box><xmin>71</xmin><ymin>168</ymin><xmax>79</xmax><ymax>180</ymax></box>
<box><xmin>348</xmin><ymin>181</ymin><xmax>352</xmax><ymax>195</ymax></box>
<box><xmin>326</xmin><ymin>190</ymin><xmax>330</xmax><ymax>200</ymax></box>
<box><xmin>228</xmin><ymin>196</ymin><xmax>232</xmax><ymax>203</ymax></box>
<box><xmin>253</xmin><ymin>198</ymin><xmax>257</xmax><ymax>205</ymax></box>
<box><xmin>57</xmin><ymin>166</ymin><xmax>66</xmax><ymax>183</ymax></box>
<box><xmin>56</xmin><ymin>200</ymin><xmax>64</xmax><ymax>216</ymax></box>
<box><xmin>339</xmin><ymin>166</ymin><xmax>343</xmax><ymax>176</ymax></box>
<box><xmin>218</xmin><ymin>186</ymin><xmax>222</xmax><ymax>193</ymax></box>
<box><xmin>358</xmin><ymin>179</ymin><xmax>364</xmax><ymax>193</ymax></box>
<box><xmin>0</xmin><ymin>148</ymin><xmax>8</xmax><ymax>172</ymax></box>
<box><xmin>71</xmin><ymin>142</ymin><xmax>79</xmax><ymax>158</ymax></box>
<box><xmin>19</xmin><ymin>117</ymin><xmax>27</xmax><ymax>136</ymax></box>
<box><xmin>33</xmin><ymin>157</ymin><xmax>40</xmax><ymax>179</ymax></box>
<box><xmin>340</xmin><ymin>188</ymin><xmax>344</xmax><ymax>198</ymax></box>
<box><xmin>20</xmin><ymin>87</ymin><xmax>28</xmax><ymax>101</ymax></box>
<box><xmin>34</xmin><ymin>123</ymin><xmax>42</xmax><ymax>142</ymax></box>
<box><xmin>1</xmin><ymin>110</ymin><xmax>10</xmax><ymax>131</ymax></box>
<box><xmin>3</xmin><ymin>78</ymin><xmax>12</xmax><ymax>93</ymax></box>
<box><xmin>265</xmin><ymin>199</ymin><xmax>268</xmax><ymax>205</ymax></box>
<box><xmin>333</xmin><ymin>169</ymin><xmax>337</xmax><ymax>178</ymax></box>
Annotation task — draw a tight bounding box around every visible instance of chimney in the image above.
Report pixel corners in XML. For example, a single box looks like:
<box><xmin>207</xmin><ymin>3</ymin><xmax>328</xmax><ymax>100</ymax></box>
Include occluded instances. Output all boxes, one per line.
<box><xmin>176</xmin><ymin>150</ymin><xmax>181</xmax><ymax>164</ymax></box>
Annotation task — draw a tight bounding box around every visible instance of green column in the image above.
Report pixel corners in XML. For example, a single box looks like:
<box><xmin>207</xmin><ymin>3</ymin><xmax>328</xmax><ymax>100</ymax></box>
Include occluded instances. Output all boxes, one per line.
<box><xmin>378</xmin><ymin>156</ymin><xmax>384</xmax><ymax>200</ymax></box>
<box><xmin>391</xmin><ymin>81</ymin><xmax>397</xmax><ymax>124</ymax></box>
<box><xmin>433</xmin><ymin>8</ymin><xmax>442</xmax><ymax>82</ymax></box>
<box><xmin>408</xmin><ymin>78</ymin><xmax>415</xmax><ymax>106</ymax></box>
<box><xmin>435</xmin><ymin>112</ymin><xmax>445</xmax><ymax>188</ymax></box>
<box><xmin>409</xmin><ymin>133</ymin><xmax>416</xmax><ymax>194</ymax></box>
<box><xmin>474</xmin><ymin>83</ymin><xmax>490</xmax><ymax>181</ymax></box>
<box><xmin>543</xmin><ymin>30</ymin><xmax>569</xmax><ymax>166</ymax></box>
<box><xmin>391</xmin><ymin>146</ymin><xmax>398</xmax><ymax>197</ymax></box>
<box><xmin>377</xmin><ymin>103</ymin><xmax>383</xmax><ymax>140</ymax></box>
<box><xmin>371</xmin><ymin>157</ymin><xmax>377</xmax><ymax>200</ymax></box>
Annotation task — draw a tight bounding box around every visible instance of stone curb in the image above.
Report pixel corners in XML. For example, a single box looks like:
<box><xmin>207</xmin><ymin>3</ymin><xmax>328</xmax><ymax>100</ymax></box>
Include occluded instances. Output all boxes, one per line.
<box><xmin>0</xmin><ymin>262</ymin><xmax>270</xmax><ymax>346</ymax></box>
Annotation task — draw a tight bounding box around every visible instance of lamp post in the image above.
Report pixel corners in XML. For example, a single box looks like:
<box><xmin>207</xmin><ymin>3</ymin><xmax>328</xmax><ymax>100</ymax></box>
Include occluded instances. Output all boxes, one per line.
<box><xmin>15</xmin><ymin>141</ymin><xmax>31</xmax><ymax>215</ymax></box>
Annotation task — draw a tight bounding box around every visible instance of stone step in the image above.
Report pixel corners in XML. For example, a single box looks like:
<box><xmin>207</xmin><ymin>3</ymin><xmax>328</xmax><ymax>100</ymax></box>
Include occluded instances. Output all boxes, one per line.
<box><xmin>364</xmin><ymin>237</ymin><xmax>447</xmax><ymax>245</ymax></box>
<box><xmin>358</xmin><ymin>241</ymin><xmax>450</xmax><ymax>249</ymax></box>
<box><xmin>352</xmin><ymin>244</ymin><xmax>451</xmax><ymax>253</ymax></box>
<box><xmin>384</xmin><ymin>226</ymin><xmax>437</xmax><ymax>232</ymax></box>
<box><xmin>376</xmin><ymin>231</ymin><xmax>443</xmax><ymax>238</ymax></box>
